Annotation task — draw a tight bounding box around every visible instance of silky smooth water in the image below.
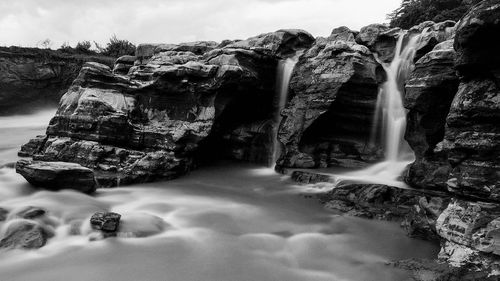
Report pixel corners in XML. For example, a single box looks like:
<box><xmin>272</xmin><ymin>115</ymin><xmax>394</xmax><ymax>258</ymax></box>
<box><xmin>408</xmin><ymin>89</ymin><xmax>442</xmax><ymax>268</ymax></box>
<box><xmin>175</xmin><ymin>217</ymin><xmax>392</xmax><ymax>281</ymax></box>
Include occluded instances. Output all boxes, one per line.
<box><xmin>330</xmin><ymin>32</ymin><xmax>423</xmax><ymax>187</ymax></box>
<box><xmin>271</xmin><ymin>54</ymin><xmax>301</xmax><ymax>166</ymax></box>
<box><xmin>0</xmin><ymin>110</ymin><xmax>439</xmax><ymax>281</ymax></box>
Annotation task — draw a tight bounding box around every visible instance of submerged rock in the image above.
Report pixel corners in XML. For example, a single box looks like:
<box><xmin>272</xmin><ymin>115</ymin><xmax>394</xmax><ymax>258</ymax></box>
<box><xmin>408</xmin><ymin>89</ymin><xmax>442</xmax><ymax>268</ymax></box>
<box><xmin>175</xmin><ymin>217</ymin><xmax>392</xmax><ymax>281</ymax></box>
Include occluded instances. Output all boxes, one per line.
<box><xmin>0</xmin><ymin>220</ymin><xmax>49</xmax><ymax>250</ymax></box>
<box><xmin>290</xmin><ymin>170</ymin><xmax>335</xmax><ymax>184</ymax></box>
<box><xmin>12</xmin><ymin>206</ymin><xmax>47</xmax><ymax>220</ymax></box>
<box><xmin>116</xmin><ymin>213</ymin><xmax>168</xmax><ymax>238</ymax></box>
<box><xmin>15</xmin><ymin>159</ymin><xmax>97</xmax><ymax>194</ymax></box>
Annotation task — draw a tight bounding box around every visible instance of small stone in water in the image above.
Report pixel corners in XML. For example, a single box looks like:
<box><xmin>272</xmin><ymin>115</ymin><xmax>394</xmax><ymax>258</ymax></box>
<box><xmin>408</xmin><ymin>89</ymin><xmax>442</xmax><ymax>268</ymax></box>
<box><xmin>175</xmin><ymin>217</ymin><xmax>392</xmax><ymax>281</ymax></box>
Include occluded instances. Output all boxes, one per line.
<box><xmin>90</xmin><ymin>212</ymin><xmax>121</xmax><ymax>232</ymax></box>
<box><xmin>14</xmin><ymin>206</ymin><xmax>46</xmax><ymax>219</ymax></box>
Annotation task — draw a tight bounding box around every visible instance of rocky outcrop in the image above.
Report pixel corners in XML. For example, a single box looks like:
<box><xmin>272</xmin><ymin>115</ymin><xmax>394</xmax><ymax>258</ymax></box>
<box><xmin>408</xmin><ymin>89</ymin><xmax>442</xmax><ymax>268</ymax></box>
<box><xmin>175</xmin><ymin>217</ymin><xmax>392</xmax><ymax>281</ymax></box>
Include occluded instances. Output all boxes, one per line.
<box><xmin>319</xmin><ymin>183</ymin><xmax>449</xmax><ymax>239</ymax></box>
<box><xmin>18</xmin><ymin>30</ymin><xmax>314</xmax><ymax>186</ymax></box>
<box><xmin>404</xmin><ymin>40</ymin><xmax>459</xmax><ymax>189</ymax></box>
<box><xmin>113</xmin><ymin>55</ymin><xmax>136</xmax><ymax>75</ymax></box>
<box><xmin>16</xmin><ymin>159</ymin><xmax>97</xmax><ymax>193</ymax></box>
<box><xmin>276</xmin><ymin>27</ymin><xmax>382</xmax><ymax>171</ymax></box>
<box><xmin>436</xmin><ymin>200</ymin><xmax>500</xmax><ymax>276</ymax></box>
<box><xmin>0</xmin><ymin>46</ymin><xmax>114</xmax><ymax>114</ymax></box>
<box><xmin>405</xmin><ymin>0</ymin><xmax>500</xmax><ymax>201</ymax></box>
<box><xmin>356</xmin><ymin>21</ymin><xmax>455</xmax><ymax>63</ymax></box>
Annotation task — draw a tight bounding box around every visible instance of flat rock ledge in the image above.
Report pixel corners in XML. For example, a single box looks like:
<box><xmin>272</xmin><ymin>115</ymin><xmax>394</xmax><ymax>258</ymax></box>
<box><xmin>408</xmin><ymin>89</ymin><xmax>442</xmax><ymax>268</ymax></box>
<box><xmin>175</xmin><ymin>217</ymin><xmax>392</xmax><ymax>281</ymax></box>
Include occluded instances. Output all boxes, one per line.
<box><xmin>15</xmin><ymin>159</ymin><xmax>97</xmax><ymax>194</ymax></box>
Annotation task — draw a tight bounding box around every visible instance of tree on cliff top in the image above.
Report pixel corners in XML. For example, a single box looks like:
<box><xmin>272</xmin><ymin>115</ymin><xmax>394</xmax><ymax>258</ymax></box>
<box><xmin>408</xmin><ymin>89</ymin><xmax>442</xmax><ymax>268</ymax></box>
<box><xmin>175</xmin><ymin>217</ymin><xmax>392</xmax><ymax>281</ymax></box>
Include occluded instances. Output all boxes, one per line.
<box><xmin>388</xmin><ymin>0</ymin><xmax>482</xmax><ymax>28</ymax></box>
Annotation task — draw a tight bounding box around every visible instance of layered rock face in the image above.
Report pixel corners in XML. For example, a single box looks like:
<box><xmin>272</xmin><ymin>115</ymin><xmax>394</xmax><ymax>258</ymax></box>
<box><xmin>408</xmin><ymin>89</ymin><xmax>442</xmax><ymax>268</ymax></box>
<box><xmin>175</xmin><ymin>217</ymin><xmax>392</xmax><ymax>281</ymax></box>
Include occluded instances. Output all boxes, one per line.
<box><xmin>401</xmin><ymin>1</ymin><xmax>500</xmax><ymax>277</ymax></box>
<box><xmin>404</xmin><ymin>40</ymin><xmax>459</xmax><ymax>189</ymax></box>
<box><xmin>18</xmin><ymin>30</ymin><xmax>314</xmax><ymax>187</ymax></box>
<box><xmin>356</xmin><ymin>20</ymin><xmax>456</xmax><ymax>63</ymax></box>
<box><xmin>405</xmin><ymin>0</ymin><xmax>500</xmax><ymax>200</ymax></box>
<box><xmin>276</xmin><ymin>27</ymin><xmax>382</xmax><ymax>170</ymax></box>
<box><xmin>0</xmin><ymin>47</ymin><xmax>114</xmax><ymax>114</ymax></box>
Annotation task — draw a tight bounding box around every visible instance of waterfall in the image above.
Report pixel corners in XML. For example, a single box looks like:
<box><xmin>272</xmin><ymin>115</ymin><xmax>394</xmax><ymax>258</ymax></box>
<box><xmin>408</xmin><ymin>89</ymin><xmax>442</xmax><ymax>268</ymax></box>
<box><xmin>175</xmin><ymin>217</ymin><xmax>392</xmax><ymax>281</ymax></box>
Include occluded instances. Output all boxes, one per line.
<box><xmin>270</xmin><ymin>54</ymin><xmax>301</xmax><ymax>166</ymax></box>
<box><xmin>374</xmin><ymin>32</ymin><xmax>420</xmax><ymax>162</ymax></box>
<box><xmin>339</xmin><ymin>32</ymin><xmax>423</xmax><ymax>186</ymax></box>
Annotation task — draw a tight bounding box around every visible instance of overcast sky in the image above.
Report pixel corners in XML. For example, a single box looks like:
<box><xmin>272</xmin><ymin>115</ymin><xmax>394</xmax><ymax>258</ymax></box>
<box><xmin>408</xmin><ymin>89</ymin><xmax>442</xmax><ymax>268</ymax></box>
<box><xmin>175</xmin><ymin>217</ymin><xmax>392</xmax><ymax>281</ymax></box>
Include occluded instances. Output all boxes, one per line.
<box><xmin>0</xmin><ymin>0</ymin><xmax>401</xmax><ymax>48</ymax></box>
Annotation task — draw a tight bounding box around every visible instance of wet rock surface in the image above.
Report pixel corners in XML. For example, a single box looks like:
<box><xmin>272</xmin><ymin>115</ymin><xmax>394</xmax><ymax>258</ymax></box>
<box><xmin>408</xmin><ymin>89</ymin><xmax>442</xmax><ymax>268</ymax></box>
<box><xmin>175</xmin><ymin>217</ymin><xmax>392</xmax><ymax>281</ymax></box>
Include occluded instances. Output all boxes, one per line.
<box><xmin>16</xmin><ymin>159</ymin><xmax>97</xmax><ymax>194</ymax></box>
<box><xmin>404</xmin><ymin>0</ymin><xmax>500</xmax><ymax>201</ymax></box>
<box><xmin>276</xmin><ymin>26</ymin><xmax>382</xmax><ymax>171</ymax></box>
<box><xmin>0</xmin><ymin>220</ymin><xmax>49</xmax><ymax>250</ymax></box>
<box><xmin>319</xmin><ymin>183</ymin><xmax>449</xmax><ymax>228</ymax></box>
<box><xmin>18</xmin><ymin>30</ymin><xmax>314</xmax><ymax>187</ymax></box>
<box><xmin>90</xmin><ymin>212</ymin><xmax>121</xmax><ymax>232</ymax></box>
<box><xmin>290</xmin><ymin>170</ymin><xmax>335</xmax><ymax>184</ymax></box>
<box><xmin>404</xmin><ymin>40</ymin><xmax>459</xmax><ymax>190</ymax></box>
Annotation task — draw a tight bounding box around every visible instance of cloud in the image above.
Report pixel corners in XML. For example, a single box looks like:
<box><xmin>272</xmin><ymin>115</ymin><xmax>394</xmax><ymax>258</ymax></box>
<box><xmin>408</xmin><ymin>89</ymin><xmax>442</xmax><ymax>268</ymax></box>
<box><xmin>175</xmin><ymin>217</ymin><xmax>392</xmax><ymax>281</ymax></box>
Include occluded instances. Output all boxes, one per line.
<box><xmin>0</xmin><ymin>0</ymin><xmax>400</xmax><ymax>48</ymax></box>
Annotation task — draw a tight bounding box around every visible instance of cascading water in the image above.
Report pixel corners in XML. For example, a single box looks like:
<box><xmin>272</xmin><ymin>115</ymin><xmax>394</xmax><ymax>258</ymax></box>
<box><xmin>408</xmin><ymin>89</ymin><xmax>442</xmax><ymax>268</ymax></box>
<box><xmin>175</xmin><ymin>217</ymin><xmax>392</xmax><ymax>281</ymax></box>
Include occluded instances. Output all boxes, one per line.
<box><xmin>336</xmin><ymin>32</ymin><xmax>423</xmax><ymax>187</ymax></box>
<box><xmin>270</xmin><ymin>54</ymin><xmax>301</xmax><ymax>166</ymax></box>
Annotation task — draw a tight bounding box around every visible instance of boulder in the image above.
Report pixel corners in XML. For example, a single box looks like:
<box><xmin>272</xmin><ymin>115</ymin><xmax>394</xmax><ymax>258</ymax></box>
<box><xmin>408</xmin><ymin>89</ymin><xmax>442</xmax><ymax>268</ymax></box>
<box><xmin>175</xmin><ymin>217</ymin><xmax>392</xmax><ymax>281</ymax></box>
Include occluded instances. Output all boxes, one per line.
<box><xmin>90</xmin><ymin>212</ymin><xmax>121</xmax><ymax>232</ymax></box>
<box><xmin>276</xmin><ymin>26</ymin><xmax>382</xmax><ymax>170</ymax></box>
<box><xmin>0</xmin><ymin>220</ymin><xmax>49</xmax><ymax>250</ymax></box>
<box><xmin>15</xmin><ymin>159</ymin><xmax>97</xmax><ymax>193</ymax></box>
<box><xmin>436</xmin><ymin>200</ymin><xmax>500</xmax><ymax>276</ymax></box>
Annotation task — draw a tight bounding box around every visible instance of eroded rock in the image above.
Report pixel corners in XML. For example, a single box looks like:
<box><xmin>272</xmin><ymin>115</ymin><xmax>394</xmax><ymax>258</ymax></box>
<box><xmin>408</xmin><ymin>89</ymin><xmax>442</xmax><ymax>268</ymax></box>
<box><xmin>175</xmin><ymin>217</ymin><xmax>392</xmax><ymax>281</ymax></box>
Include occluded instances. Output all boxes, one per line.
<box><xmin>19</xmin><ymin>30</ymin><xmax>314</xmax><ymax>186</ymax></box>
<box><xmin>276</xmin><ymin>26</ymin><xmax>382</xmax><ymax>170</ymax></box>
<box><xmin>0</xmin><ymin>220</ymin><xmax>49</xmax><ymax>250</ymax></box>
<box><xmin>16</xmin><ymin>159</ymin><xmax>97</xmax><ymax>193</ymax></box>
<box><xmin>90</xmin><ymin>212</ymin><xmax>121</xmax><ymax>232</ymax></box>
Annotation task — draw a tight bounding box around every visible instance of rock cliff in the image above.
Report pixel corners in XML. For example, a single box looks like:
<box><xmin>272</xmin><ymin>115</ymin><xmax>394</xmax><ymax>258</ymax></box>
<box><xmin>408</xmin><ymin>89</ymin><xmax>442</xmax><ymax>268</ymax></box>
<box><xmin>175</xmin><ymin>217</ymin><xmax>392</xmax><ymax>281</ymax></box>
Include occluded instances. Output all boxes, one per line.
<box><xmin>17</xmin><ymin>30</ymin><xmax>314</xmax><ymax>186</ymax></box>
<box><xmin>276</xmin><ymin>27</ymin><xmax>382</xmax><ymax>170</ymax></box>
<box><xmin>0</xmin><ymin>46</ymin><xmax>114</xmax><ymax>114</ymax></box>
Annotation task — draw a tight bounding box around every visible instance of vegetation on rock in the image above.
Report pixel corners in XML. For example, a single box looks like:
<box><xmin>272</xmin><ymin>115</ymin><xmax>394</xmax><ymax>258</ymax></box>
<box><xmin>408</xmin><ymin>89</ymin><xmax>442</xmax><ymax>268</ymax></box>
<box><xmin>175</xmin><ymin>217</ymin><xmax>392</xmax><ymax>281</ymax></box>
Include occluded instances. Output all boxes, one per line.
<box><xmin>388</xmin><ymin>0</ymin><xmax>482</xmax><ymax>28</ymax></box>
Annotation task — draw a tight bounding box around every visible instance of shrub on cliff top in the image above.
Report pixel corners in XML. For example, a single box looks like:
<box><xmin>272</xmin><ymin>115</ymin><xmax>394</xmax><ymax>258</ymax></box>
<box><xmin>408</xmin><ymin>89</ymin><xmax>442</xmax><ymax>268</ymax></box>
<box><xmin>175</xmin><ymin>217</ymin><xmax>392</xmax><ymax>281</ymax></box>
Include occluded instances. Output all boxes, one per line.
<box><xmin>388</xmin><ymin>0</ymin><xmax>482</xmax><ymax>29</ymax></box>
<box><xmin>98</xmin><ymin>35</ymin><xmax>136</xmax><ymax>57</ymax></box>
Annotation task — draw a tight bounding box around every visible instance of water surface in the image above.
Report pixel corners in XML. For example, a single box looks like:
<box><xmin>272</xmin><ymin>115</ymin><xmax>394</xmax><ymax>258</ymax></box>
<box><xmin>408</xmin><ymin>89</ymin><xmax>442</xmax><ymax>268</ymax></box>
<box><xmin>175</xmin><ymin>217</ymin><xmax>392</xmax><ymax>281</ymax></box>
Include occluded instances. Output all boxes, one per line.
<box><xmin>0</xmin><ymin>110</ymin><xmax>439</xmax><ymax>281</ymax></box>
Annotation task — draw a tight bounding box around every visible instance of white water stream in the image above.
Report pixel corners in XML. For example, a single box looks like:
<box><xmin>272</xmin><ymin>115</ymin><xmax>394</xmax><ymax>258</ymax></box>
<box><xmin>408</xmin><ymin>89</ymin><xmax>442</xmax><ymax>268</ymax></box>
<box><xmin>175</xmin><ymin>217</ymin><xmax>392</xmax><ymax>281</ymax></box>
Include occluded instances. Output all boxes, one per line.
<box><xmin>331</xmin><ymin>32</ymin><xmax>422</xmax><ymax>187</ymax></box>
<box><xmin>271</xmin><ymin>54</ymin><xmax>301</xmax><ymax>166</ymax></box>
<box><xmin>0</xmin><ymin>110</ymin><xmax>439</xmax><ymax>281</ymax></box>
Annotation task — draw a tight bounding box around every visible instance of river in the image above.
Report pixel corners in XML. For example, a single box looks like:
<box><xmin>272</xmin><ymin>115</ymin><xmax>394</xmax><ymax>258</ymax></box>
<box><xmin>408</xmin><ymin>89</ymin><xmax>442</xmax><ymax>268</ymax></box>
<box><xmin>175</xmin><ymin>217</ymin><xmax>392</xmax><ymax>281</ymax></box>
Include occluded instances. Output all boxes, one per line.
<box><xmin>0</xmin><ymin>109</ymin><xmax>438</xmax><ymax>281</ymax></box>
